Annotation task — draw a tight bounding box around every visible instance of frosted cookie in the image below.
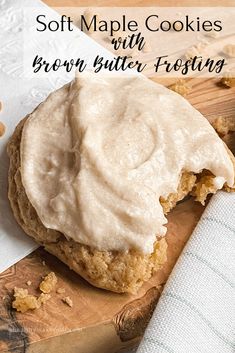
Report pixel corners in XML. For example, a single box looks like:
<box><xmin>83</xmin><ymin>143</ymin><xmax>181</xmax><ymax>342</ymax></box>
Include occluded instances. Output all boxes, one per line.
<box><xmin>7</xmin><ymin>74</ymin><xmax>235</xmax><ymax>293</ymax></box>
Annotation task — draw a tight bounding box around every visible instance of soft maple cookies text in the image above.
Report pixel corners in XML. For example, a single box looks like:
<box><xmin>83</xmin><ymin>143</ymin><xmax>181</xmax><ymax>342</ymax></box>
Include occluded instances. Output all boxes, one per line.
<box><xmin>36</xmin><ymin>14</ymin><xmax>222</xmax><ymax>36</ymax></box>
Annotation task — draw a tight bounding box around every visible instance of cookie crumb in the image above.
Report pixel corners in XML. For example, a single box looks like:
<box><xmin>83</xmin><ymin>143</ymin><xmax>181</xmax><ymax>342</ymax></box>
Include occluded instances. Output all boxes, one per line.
<box><xmin>56</xmin><ymin>287</ymin><xmax>65</xmax><ymax>294</ymax></box>
<box><xmin>2</xmin><ymin>296</ymin><xmax>6</xmax><ymax>300</ymax></box>
<box><xmin>185</xmin><ymin>42</ymin><xmax>208</xmax><ymax>60</ymax></box>
<box><xmin>12</xmin><ymin>287</ymin><xmax>51</xmax><ymax>313</ymax></box>
<box><xmin>211</xmin><ymin>116</ymin><xmax>235</xmax><ymax>136</ymax></box>
<box><xmin>222</xmin><ymin>44</ymin><xmax>235</xmax><ymax>58</ymax></box>
<box><xmin>0</xmin><ymin>121</ymin><xmax>6</xmax><ymax>137</ymax></box>
<box><xmin>42</xmin><ymin>260</ymin><xmax>46</xmax><ymax>266</ymax></box>
<box><xmin>168</xmin><ymin>80</ymin><xmax>190</xmax><ymax>96</ymax></box>
<box><xmin>205</xmin><ymin>30</ymin><xmax>218</xmax><ymax>39</ymax></box>
<box><xmin>26</xmin><ymin>280</ymin><xmax>32</xmax><ymax>286</ymax></box>
<box><xmin>62</xmin><ymin>296</ymin><xmax>73</xmax><ymax>307</ymax></box>
<box><xmin>12</xmin><ymin>287</ymin><xmax>40</xmax><ymax>313</ymax></box>
<box><xmin>39</xmin><ymin>272</ymin><xmax>57</xmax><ymax>294</ymax></box>
<box><xmin>221</xmin><ymin>72</ymin><xmax>235</xmax><ymax>88</ymax></box>
<box><xmin>38</xmin><ymin>293</ymin><xmax>51</xmax><ymax>305</ymax></box>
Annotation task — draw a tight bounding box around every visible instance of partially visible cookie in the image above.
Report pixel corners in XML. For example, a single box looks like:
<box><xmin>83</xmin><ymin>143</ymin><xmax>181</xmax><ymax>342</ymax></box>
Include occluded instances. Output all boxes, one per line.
<box><xmin>8</xmin><ymin>117</ymin><xmax>167</xmax><ymax>293</ymax></box>
<box><xmin>8</xmin><ymin>114</ymin><xmax>235</xmax><ymax>293</ymax></box>
<box><xmin>7</xmin><ymin>71</ymin><xmax>235</xmax><ymax>295</ymax></box>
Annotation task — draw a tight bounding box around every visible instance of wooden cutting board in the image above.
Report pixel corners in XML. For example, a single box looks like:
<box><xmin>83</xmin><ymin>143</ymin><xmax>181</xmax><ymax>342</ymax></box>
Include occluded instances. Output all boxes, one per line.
<box><xmin>0</xmin><ymin>197</ymin><xmax>205</xmax><ymax>353</ymax></box>
<box><xmin>0</xmin><ymin>77</ymin><xmax>234</xmax><ymax>353</ymax></box>
<box><xmin>44</xmin><ymin>0</ymin><xmax>234</xmax><ymax>7</ymax></box>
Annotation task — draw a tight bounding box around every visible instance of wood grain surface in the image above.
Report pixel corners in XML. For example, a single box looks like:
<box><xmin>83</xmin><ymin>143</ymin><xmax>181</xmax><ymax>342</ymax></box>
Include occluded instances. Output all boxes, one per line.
<box><xmin>0</xmin><ymin>197</ymin><xmax>205</xmax><ymax>353</ymax></box>
<box><xmin>44</xmin><ymin>0</ymin><xmax>235</xmax><ymax>7</ymax></box>
<box><xmin>0</xmin><ymin>1</ymin><xmax>234</xmax><ymax>353</ymax></box>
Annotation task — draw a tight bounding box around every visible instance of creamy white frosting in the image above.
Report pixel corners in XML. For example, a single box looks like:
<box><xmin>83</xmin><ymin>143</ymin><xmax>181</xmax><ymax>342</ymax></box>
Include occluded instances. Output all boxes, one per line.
<box><xmin>20</xmin><ymin>73</ymin><xmax>234</xmax><ymax>253</ymax></box>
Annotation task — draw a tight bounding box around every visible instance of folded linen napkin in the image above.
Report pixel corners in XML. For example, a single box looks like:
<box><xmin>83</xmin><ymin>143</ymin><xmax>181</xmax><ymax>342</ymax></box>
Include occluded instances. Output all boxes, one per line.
<box><xmin>137</xmin><ymin>191</ymin><xmax>235</xmax><ymax>353</ymax></box>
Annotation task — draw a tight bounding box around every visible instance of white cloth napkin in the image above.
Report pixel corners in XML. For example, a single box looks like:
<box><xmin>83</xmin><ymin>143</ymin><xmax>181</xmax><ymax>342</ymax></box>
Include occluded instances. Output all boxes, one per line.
<box><xmin>136</xmin><ymin>191</ymin><xmax>235</xmax><ymax>353</ymax></box>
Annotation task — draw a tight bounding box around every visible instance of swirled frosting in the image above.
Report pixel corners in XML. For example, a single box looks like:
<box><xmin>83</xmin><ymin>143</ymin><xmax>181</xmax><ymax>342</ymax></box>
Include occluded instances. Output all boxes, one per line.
<box><xmin>20</xmin><ymin>73</ymin><xmax>234</xmax><ymax>253</ymax></box>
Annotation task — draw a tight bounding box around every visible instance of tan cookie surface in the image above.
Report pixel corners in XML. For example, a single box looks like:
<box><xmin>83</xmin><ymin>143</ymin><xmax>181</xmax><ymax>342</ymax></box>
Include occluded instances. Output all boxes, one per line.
<box><xmin>7</xmin><ymin>113</ymin><xmax>235</xmax><ymax>293</ymax></box>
